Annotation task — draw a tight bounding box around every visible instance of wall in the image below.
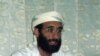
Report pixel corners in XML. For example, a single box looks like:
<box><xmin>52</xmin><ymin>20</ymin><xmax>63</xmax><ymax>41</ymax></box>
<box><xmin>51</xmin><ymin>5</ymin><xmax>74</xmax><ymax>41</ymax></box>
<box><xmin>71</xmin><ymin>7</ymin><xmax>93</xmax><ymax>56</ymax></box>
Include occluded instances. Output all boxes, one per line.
<box><xmin>0</xmin><ymin>0</ymin><xmax>100</xmax><ymax>56</ymax></box>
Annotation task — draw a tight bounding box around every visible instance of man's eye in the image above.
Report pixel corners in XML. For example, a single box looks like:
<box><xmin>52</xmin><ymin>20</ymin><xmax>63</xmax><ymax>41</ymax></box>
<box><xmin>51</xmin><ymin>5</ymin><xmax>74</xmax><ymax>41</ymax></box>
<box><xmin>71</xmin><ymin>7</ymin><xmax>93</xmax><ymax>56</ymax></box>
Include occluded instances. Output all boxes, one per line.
<box><xmin>58</xmin><ymin>29</ymin><xmax>62</xmax><ymax>33</ymax></box>
<box><xmin>47</xmin><ymin>28</ymin><xmax>53</xmax><ymax>32</ymax></box>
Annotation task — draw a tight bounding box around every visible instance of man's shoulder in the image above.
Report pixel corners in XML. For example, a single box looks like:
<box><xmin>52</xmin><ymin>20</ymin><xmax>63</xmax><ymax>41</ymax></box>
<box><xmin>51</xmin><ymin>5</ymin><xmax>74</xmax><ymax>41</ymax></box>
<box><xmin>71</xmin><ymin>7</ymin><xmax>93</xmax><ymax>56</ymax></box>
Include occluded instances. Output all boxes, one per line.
<box><xmin>53</xmin><ymin>50</ymin><xmax>73</xmax><ymax>56</ymax></box>
<box><xmin>11</xmin><ymin>45</ymin><xmax>39</xmax><ymax>56</ymax></box>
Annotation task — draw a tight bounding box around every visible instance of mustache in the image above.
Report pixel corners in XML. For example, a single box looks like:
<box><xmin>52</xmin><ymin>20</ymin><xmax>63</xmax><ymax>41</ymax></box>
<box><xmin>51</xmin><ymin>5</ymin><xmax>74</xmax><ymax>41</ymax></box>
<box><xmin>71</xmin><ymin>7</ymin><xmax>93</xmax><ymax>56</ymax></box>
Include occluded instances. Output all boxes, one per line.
<box><xmin>48</xmin><ymin>39</ymin><xmax>61</xmax><ymax>42</ymax></box>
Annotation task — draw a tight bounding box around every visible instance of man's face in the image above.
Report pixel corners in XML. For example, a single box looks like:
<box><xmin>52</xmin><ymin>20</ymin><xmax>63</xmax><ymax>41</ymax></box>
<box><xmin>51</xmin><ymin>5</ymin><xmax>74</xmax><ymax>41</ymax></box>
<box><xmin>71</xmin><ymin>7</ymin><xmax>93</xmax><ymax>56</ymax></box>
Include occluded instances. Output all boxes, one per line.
<box><xmin>37</xmin><ymin>21</ymin><xmax>63</xmax><ymax>53</ymax></box>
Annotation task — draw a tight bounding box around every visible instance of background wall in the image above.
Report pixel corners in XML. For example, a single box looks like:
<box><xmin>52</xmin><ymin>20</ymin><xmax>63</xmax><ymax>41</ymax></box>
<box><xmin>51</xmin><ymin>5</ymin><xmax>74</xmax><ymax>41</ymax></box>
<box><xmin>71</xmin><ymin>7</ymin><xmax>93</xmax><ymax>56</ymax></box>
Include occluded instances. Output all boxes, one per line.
<box><xmin>0</xmin><ymin>0</ymin><xmax>100</xmax><ymax>56</ymax></box>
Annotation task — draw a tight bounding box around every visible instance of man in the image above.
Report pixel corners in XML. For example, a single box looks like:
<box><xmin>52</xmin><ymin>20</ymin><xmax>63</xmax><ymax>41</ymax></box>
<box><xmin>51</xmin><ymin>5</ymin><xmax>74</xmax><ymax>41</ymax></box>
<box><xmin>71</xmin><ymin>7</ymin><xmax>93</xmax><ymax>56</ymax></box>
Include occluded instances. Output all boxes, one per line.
<box><xmin>11</xmin><ymin>11</ymin><xmax>73</xmax><ymax>56</ymax></box>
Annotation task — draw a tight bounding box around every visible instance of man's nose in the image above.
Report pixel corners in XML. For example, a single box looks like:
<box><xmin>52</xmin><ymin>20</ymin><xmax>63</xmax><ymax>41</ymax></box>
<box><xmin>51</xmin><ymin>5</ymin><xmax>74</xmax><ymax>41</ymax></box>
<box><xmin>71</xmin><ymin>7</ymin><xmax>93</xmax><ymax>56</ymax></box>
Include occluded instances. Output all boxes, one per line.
<box><xmin>52</xmin><ymin>32</ymin><xmax>60</xmax><ymax>39</ymax></box>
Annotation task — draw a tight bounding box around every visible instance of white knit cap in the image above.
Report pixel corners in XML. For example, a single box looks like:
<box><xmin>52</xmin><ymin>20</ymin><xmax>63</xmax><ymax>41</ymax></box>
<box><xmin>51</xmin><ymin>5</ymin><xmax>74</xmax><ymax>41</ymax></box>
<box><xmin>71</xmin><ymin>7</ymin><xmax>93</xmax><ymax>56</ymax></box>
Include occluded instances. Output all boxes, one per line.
<box><xmin>31</xmin><ymin>11</ymin><xmax>64</xmax><ymax>31</ymax></box>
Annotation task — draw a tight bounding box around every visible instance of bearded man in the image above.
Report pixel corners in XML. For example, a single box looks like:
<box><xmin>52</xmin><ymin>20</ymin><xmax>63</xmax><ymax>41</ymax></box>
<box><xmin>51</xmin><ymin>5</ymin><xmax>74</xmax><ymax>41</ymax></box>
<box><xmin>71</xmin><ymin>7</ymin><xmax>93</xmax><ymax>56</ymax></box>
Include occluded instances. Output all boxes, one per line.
<box><xmin>11</xmin><ymin>11</ymin><xmax>73</xmax><ymax>56</ymax></box>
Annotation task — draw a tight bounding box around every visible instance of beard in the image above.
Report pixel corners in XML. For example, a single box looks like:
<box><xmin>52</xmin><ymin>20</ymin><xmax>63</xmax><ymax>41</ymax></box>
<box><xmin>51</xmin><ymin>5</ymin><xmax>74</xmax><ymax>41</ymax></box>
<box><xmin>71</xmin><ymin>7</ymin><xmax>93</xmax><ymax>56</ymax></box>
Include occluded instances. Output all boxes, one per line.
<box><xmin>37</xmin><ymin>33</ymin><xmax>61</xmax><ymax>53</ymax></box>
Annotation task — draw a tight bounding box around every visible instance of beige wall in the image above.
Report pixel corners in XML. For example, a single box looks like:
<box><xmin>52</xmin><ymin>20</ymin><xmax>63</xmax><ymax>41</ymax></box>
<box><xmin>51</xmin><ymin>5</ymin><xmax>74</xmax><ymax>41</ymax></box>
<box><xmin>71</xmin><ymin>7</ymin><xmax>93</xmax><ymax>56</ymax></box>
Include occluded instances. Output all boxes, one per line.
<box><xmin>0</xmin><ymin>0</ymin><xmax>100</xmax><ymax>56</ymax></box>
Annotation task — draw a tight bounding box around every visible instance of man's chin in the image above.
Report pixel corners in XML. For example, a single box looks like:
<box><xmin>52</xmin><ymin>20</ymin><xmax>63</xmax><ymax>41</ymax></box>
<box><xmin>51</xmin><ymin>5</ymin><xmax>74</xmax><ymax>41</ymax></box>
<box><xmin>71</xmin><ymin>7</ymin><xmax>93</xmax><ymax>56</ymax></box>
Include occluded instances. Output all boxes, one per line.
<box><xmin>48</xmin><ymin>45</ymin><xmax>61</xmax><ymax>53</ymax></box>
<box><xmin>39</xmin><ymin>45</ymin><xmax>61</xmax><ymax>53</ymax></box>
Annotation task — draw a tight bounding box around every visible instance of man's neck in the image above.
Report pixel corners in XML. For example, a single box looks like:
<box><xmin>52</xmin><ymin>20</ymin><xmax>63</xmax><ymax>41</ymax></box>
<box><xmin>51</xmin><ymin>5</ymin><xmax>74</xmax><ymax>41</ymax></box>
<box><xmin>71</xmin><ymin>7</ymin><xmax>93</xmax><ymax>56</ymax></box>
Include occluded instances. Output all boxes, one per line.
<box><xmin>38</xmin><ymin>47</ymin><xmax>52</xmax><ymax>56</ymax></box>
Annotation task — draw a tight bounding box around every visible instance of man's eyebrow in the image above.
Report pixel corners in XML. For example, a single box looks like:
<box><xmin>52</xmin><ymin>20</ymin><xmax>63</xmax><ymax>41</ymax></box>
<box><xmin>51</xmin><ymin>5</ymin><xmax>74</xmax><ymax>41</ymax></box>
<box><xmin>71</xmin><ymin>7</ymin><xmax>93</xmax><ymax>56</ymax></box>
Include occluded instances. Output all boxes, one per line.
<box><xmin>58</xmin><ymin>26</ymin><xmax>63</xmax><ymax>29</ymax></box>
<box><xmin>46</xmin><ymin>26</ymin><xmax>63</xmax><ymax>30</ymax></box>
<box><xmin>46</xmin><ymin>26</ymin><xmax>54</xmax><ymax>28</ymax></box>
<box><xmin>44</xmin><ymin>25</ymin><xmax>63</xmax><ymax>29</ymax></box>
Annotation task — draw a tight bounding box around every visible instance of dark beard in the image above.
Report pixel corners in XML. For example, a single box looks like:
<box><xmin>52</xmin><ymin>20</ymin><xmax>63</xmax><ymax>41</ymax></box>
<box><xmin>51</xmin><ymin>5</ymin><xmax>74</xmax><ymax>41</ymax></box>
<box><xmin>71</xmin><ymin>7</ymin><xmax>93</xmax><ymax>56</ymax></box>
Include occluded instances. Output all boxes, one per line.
<box><xmin>37</xmin><ymin>33</ymin><xmax>61</xmax><ymax>53</ymax></box>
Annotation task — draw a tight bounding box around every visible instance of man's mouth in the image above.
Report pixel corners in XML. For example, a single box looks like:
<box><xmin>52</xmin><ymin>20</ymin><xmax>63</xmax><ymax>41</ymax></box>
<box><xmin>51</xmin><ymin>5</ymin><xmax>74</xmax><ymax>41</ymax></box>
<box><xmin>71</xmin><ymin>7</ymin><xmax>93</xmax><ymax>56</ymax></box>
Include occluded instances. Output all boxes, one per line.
<box><xmin>49</xmin><ymin>41</ymin><xmax>58</xmax><ymax>45</ymax></box>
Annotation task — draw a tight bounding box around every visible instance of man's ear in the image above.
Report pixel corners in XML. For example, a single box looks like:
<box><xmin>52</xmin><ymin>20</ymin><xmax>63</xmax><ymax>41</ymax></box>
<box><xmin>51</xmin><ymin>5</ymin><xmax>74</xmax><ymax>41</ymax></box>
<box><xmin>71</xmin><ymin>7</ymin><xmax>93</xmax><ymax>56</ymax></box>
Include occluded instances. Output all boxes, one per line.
<box><xmin>33</xmin><ymin>28</ymin><xmax>39</xmax><ymax>37</ymax></box>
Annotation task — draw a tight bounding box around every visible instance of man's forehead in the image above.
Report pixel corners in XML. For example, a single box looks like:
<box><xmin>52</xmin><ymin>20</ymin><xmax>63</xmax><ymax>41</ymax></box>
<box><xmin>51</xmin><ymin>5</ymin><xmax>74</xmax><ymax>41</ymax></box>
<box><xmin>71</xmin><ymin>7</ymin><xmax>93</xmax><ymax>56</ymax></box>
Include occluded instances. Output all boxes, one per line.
<box><xmin>42</xmin><ymin>21</ymin><xmax>63</xmax><ymax>28</ymax></box>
